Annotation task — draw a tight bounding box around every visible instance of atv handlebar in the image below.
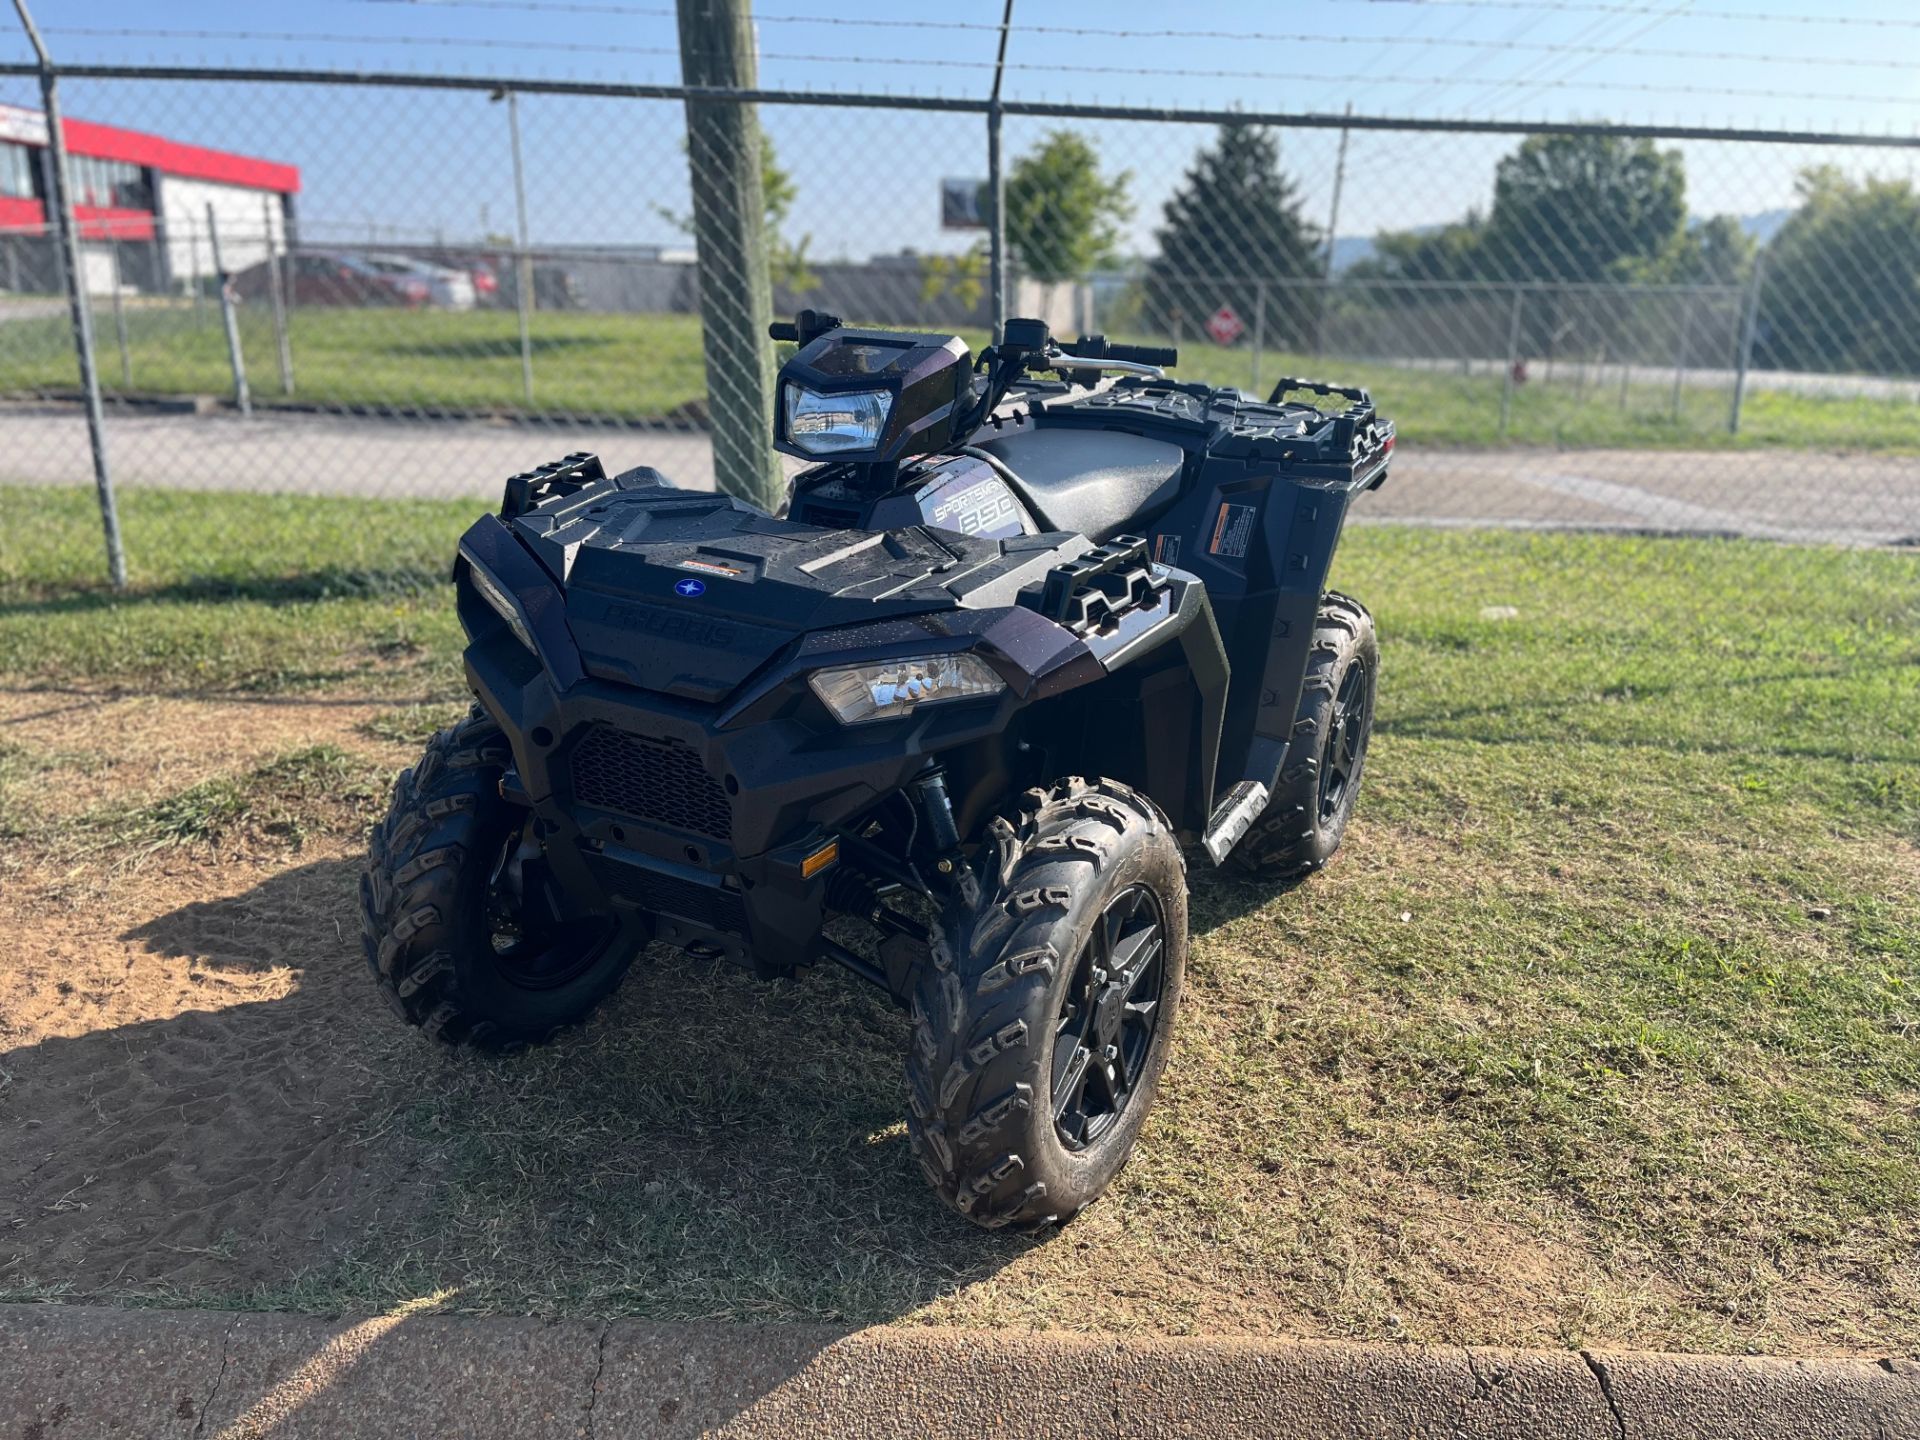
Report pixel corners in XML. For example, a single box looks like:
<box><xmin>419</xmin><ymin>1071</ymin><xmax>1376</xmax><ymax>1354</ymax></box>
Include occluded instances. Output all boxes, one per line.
<box><xmin>1104</xmin><ymin>341</ymin><xmax>1178</xmax><ymax>367</ymax></box>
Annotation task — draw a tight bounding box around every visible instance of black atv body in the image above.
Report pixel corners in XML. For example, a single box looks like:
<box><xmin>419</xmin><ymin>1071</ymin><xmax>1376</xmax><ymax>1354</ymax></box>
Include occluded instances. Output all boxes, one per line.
<box><xmin>364</xmin><ymin>314</ymin><xmax>1391</xmax><ymax>1229</ymax></box>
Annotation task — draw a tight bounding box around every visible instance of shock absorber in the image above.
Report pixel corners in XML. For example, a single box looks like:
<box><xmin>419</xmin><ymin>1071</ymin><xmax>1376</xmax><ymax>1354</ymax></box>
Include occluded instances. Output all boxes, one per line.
<box><xmin>912</xmin><ymin>765</ymin><xmax>962</xmax><ymax>855</ymax></box>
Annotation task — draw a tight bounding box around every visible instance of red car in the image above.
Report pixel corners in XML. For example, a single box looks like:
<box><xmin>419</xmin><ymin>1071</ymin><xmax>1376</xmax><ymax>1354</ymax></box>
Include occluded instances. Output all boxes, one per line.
<box><xmin>232</xmin><ymin>250</ymin><xmax>433</xmax><ymax>308</ymax></box>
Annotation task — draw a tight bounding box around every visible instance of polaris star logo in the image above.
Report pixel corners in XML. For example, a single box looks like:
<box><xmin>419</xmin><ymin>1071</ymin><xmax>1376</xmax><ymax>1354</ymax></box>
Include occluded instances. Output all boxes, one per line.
<box><xmin>674</xmin><ymin>577</ymin><xmax>706</xmax><ymax>597</ymax></box>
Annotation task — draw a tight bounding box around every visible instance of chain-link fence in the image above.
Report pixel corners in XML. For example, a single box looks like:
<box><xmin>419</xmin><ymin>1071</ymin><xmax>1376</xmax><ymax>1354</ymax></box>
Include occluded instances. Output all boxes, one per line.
<box><xmin>2</xmin><ymin>64</ymin><xmax>1917</xmax><ymax>593</ymax></box>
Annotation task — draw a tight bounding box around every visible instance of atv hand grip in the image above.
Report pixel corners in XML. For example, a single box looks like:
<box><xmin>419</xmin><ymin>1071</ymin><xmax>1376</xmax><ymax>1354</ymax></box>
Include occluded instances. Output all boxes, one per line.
<box><xmin>768</xmin><ymin>321</ymin><xmax>799</xmax><ymax>341</ymax></box>
<box><xmin>1107</xmin><ymin>342</ymin><xmax>1177</xmax><ymax>367</ymax></box>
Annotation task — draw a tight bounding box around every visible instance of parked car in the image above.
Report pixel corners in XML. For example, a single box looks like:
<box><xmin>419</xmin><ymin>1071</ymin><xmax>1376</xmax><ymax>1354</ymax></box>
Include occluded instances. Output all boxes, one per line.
<box><xmin>359</xmin><ymin>253</ymin><xmax>476</xmax><ymax>310</ymax></box>
<box><xmin>232</xmin><ymin>250</ymin><xmax>476</xmax><ymax>309</ymax></box>
<box><xmin>468</xmin><ymin>257</ymin><xmax>500</xmax><ymax>303</ymax></box>
<box><xmin>231</xmin><ymin>250</ymin><xmax>420</xmax><ymax>308</ymax></box>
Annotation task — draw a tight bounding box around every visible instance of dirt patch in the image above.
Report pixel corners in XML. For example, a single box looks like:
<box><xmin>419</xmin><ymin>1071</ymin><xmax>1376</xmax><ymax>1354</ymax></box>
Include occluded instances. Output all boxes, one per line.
<box><xmin>3</xmin><ymin>694</ymin><xmax>1917</xmax><ymax>1356</ymax></box>
<box><xmin>0</xmin><ymin>688</ymin><xmax>403</xmax><ymax>829</ymax></box>
<box><xmin>0</xmin><ymin>693</ymin><xmax>429</xmax><ymax>1295</ymax></box>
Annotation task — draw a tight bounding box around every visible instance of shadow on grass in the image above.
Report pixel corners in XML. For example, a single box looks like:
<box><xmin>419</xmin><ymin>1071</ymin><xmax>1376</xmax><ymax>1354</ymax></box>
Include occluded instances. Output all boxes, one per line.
<box><xmin>3</xmin><ymin>858</ymin><xmax>1028</xmax><ymax>1349</ymax></box>
<box><xmin>375</xmin><ymin>334</ymin><xmax>620</xmax><ymax>362</ymax></box>
<box><xmin>0</xmin><ymin>569</ymin><xmax>444</xmax><ymax>617</ymax></box>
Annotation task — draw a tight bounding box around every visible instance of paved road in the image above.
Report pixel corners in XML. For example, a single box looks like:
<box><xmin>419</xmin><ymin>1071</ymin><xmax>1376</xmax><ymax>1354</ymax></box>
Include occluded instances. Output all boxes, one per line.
<box><xmin>6</xmin><ymin>403</ymin><xmax>1916</xmax><ymax>545</ymax></box>
<box><xmin>5</xmin><ymin>1305</ymin><xmax>1917</xmax><ymax>1439</ymax></box>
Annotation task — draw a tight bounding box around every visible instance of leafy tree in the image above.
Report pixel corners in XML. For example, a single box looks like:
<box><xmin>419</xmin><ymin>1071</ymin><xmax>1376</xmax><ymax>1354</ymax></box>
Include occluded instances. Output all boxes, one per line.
<box><xmin>1481</xmin><ymin>133</ymin><xmax>1686</xmax><ymax>282</ymax></box>
<box><xmin>1358</xmin><ymin>133</ymin><xmax>1688</xmax><ymax>287</ymax></box>
<box><xmin>1145</xmin><ymin>125</ymin><xmax>1321</xmax><ymax>343</ymax></box>
<box><xmin>1347</xmin><ymin>215</ymin><xmax>1487</xmax><ymax>284</ymax></box>
<box><xmin>1654</xmin><ymin>214</ymin><xmax>1755</xmax><ymax>287</ymax></box>
<box><xmin>1760</xmin><ymin>166</ymin><xmax>1920</xmax><ymax>375</ymax></box>
<box><xmin>919</xmin><ymin>243</ymin><xmax>987</xmax><ymax>313</ymax></box>
<box><xmin>1000</xmin><ymin>131</ymin><xmax>1132</xmax><ymax>286</ymax></box>
<box><xmin>659</xmin><ymin>132</ymin><xmax>815</xmax><ymax>293</ymax></box>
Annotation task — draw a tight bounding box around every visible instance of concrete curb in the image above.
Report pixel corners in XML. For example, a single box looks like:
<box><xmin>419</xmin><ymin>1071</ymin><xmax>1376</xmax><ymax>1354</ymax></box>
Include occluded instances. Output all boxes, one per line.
<box><xmin>3</xmin><ymin>1304</ymin><xmax>1916</xmax><ymax>1439</ymax></box>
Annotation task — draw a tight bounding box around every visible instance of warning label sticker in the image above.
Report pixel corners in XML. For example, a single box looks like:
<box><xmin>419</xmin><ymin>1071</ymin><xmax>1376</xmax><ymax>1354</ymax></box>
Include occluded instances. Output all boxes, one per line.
<box><xmin>678</xmin><ymin>557</ymin><xmax>746</xmax><ymax>579</ymax></box>
<box><xmin>1208</xmin><ymin>502</ymin><xmax>1257</xmax><ymax>558</ymax></box>
<box><xmin>1153</xmin><ymin>532</ymin><xmax>1182</xmax><ymax>566</ymax></box>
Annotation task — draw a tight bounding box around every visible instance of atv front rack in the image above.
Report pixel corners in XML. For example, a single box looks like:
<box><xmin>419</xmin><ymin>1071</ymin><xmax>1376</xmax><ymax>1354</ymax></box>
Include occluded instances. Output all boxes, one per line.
<box><xmin>1025</xmin><ymin>535</ymin><xmax>1168</xmax><ymax>635</ymax></box>
<box><xmin>501</xmin><ymin>451</ymin><xmax>608</xmax><ymax>520</ymax></box>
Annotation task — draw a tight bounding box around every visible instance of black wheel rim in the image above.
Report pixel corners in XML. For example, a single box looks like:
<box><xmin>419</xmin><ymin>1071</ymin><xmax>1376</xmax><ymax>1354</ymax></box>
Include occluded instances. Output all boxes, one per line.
<box><xmin>1318</xmin><ymin>654</ymin><xmax>1374</xmax><ymax>826</ymax></box>
<box><xmin>1052</xmin><ymin>884</ymin><xmax>1167</xmax><ymax>1152</ymax></box>
<box><xmin>483</xmin><ymin>823</ymin><xmax>613</xmax><ymax>991</ymax></box>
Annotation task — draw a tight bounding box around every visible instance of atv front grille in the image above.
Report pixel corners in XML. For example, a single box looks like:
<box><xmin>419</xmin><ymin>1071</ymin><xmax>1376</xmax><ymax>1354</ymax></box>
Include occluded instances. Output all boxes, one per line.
<box><xmin>586</xmin><ymin>856</ymin><xmax>749</xmax><ymax>935</ymax></box>
<box><xmin>568</xmin><ymin>725</ymin><xmax>733</xmax><ymax>842</ymax></box>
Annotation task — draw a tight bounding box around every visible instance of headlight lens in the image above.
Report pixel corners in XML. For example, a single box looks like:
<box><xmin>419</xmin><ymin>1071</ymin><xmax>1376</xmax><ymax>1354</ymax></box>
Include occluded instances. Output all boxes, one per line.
<box><xmin>809</xmin><ymin>654</ymin><xmax>1005</xmax><ymax>725</ymax></box>
<box><xmin>464</xmin><ymin>554</ymin><xmax>538</xmax><ymax>653</ymax></box>
<box><xmin>784</xmin><ymin>384</ymin><xmax>892</xmax><ymax>455</ymax></box>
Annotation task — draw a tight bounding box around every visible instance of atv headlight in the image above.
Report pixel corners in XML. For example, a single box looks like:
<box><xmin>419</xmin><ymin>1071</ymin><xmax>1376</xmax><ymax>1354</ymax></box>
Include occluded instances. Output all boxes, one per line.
<box><xmin>809</xmin><ymin>654</ymin><xmax>1004</xmax><ymax>725</ymax></box>
<box><xmin>463</xmin><ymin>551</ymin><xmax>538</xmax><ymax>653</ymax></box>
<box><xmin>783</xmin><ymin>385</ymin><xmax>893</xmax><ymax>455</ymax></box>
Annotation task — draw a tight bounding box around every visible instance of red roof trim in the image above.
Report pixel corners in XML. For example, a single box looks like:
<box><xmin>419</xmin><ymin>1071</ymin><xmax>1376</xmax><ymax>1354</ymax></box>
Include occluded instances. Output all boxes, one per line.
<box><xmin>1</xmin><ymin>107</ymin><xmax>301</xmax><ymax>195</ymax></box>
<box><xmin>74</xmin><ymin>205</ymin><xmax>157</xmax><ymax>242</ymax></box>
<box><xmin>0</xmin><ymin>196</ymin><xmax>45</xmax><ymax>232</ymax></box>
<box><xmin>0</xmin><ymin>199</ymin><xmax>157</xmax><ymax>241</ymax></box>
<box><xmin>63</xmin><ymin>116</ymin><xmax>300</xmax><ymax>195</ymax></box>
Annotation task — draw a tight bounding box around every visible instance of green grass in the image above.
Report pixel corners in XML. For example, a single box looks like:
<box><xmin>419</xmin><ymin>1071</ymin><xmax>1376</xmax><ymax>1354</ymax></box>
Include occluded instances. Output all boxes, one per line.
<box><xmin>4</xmin><ymin>302</ymin><xmax>1916</xmax><ymax>450</ymax></box>
<box><xmin>73</xmin><ymin>744</ymin><xmax>385</xmax><ymax>857</ymax></box>
<box><xmin>0</xmin><ymin>485</ymin><xmax>467</xmax><ymax>695</ymax></box>
<box><xmin>3</xmin><ymin>486</ymin><xmax>1918</xmax><ymax>1350</ymax></box>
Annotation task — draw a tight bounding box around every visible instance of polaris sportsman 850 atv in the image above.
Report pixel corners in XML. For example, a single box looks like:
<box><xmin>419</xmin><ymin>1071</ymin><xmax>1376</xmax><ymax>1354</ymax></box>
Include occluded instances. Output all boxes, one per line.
<box><xmin>362</xmin><ymin>310</ymin><xmax>1392</xmax><ymax>1230</ymax></box>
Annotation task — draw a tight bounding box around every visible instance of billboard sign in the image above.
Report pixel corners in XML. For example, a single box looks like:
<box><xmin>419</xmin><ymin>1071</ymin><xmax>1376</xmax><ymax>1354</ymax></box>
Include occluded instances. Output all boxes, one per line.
<box><xmin>941</xmin><ymin>178</ymin><xmax>987</xmax><ymax>230</ymax></box>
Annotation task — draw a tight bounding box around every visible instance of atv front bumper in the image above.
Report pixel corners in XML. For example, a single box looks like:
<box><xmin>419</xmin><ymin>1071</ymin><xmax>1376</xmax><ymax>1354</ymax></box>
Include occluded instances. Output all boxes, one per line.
<box><xmin>458</xmin><ymin>546</ymin><xmax>1103</xmax><ymax>975</ymax></box>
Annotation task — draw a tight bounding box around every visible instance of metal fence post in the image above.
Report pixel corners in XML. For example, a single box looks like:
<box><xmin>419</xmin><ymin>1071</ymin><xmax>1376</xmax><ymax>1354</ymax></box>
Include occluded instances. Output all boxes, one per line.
<box><xmin>205</xmin><ymin>203</ymin><xmax>251</xmax><ymax>418</ymax></box>
<box><xmin>985</xmin><ymin>1</ymin><xmax>1012</xmax><ymax>344</ymax></box>
<box><xmin>1670</xmin><ymin>293</ymin><xmax>1694</xmax><ymax>421</ymax></box>
<box><xmin>188</xmin><ymin>223</ymin><xmax>203</xmax><ymax>320</ymax></box>
<box><xmin>107</xmin><ymin>232</ymin><xmax>131</xmax><ymax>388</ymax></box>
<box><xmin>262</xmin><ymin>195</ymin><xmax>293</xmax><ymax>394</ymax></box>
<box><xmin>1729</xmin><ymin>254</ymin><xmax>1765</xmax><ymax>436</ymax></box>
<box><xmin>675</xmin><ymin>0</ymin><xmax>781</xmax><ymax>509</ymax></box>
<box><xmin>13</xmin><ymin>0</ymin><xmax>125</xmax><ymax>589</ymax></box>
<box><xmin>1498</xmin><ymin>284</ymin><xmax>1525</xmax><ymax>437</ymax></box>
<box><xmin>1251</xmin><ymin>279</ymin><xmax>1265</xmax><ymax>395</ymax></box>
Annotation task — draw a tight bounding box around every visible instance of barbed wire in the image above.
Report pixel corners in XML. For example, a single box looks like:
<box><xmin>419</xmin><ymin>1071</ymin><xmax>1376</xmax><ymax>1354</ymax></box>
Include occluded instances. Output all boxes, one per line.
<box><xmin>41</xmin><ymin>28</ymin><xmax>1920</xmax><ymax>108</ymax></box>
<box><xmin>330</xmin><ymin>0</ymin><xmax>1920</xmax><ymax>32</ymax></box>
<box><xmin>1351</xmin><ymin>0</ymin><xmax>1920</xmax><ymax>25</ymax></box>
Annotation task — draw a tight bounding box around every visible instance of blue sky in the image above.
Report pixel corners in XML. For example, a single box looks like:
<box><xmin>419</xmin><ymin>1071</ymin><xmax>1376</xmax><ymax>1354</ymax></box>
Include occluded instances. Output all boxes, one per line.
<box><xmin>5</xmin><ymin>1</ymin><xmax>1917</xmax><ymax>258</ymax></box>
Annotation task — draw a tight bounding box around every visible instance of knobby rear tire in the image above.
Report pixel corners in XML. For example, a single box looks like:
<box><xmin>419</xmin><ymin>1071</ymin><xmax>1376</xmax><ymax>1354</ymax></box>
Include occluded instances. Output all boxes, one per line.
<box><xmin>1230</xmin><ymin>591</ymin><xmax>1378</xmax><ymax>881</ymax></box>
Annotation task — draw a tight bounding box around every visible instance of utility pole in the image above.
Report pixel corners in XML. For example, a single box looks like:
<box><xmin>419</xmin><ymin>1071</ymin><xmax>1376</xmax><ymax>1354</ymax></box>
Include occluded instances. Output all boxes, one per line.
<box><xmin>1315</xmin><ymin>101</ymin><xmax>1352</xmax><ymax>357</ymax></box>
<box><xmin>675</xmin><ymin>0</ymin><xmax>781</xmax><ymax>510</ymax></box>
<box><xmin>986</xmin><ymin>0</ymin><xmax>1014</xmax><ymax>344</ymax></box>
<box><xmin>13</xmin><ymin>0</ymin><xmax>125</xmax><ymax>588</ymax></box>
<box><xmin>491</xmin><ymin>87</ymin><xmax>535</xmax><ymax>406</ymax></box>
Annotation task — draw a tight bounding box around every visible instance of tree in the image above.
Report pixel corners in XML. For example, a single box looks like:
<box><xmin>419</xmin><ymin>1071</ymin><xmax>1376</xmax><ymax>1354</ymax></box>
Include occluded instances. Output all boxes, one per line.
<box><xmin>1760</xmin><ymin>166</ymin><xmax>1920</xmax><ymax>375</ymax></box>
<box><xmin>1358</xmin><ymin>133</ymin><xmax>1688</xmax><ymax>288</ymax></box>
<box><xmin>919</xmin><ymin>243</ymin><xmax>988</xmax><ymax>315</ymax></box>
<box><xmin>1145</xmin><ymin>125</ymin><xmax>1321</xmax><ymax>344</ymax></box>
<box><xmin>1481</xmin><ymin>133</ymin><xmax>1686</xmax><ymax>283</ymax></box>
<box><xmin>1655</xmin><ymin>214</ymin><xmax>1755</xmax><ymax>287</ymax></box>
<box><xmin>1347</xmin><ymin>215</ymin><xmax>1487</xmax><ymax>285</ymax></box>
<box><xmin>659</xmin><ymin>133</ymin><xmax>815</xmax><ymax>293</ymax></box>
<box><xmin>1000</xmin><ymin>131</ymin><xmax>1131</xmax><ymax>286</ymax></box>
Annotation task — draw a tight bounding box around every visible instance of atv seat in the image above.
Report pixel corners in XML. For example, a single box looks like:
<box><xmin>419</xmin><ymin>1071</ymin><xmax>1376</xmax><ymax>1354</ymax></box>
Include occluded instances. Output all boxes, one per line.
<box><xmin>974</xmin><ymin>427</ymin><xmax>1187</xmax><ymax>543</ymax></box>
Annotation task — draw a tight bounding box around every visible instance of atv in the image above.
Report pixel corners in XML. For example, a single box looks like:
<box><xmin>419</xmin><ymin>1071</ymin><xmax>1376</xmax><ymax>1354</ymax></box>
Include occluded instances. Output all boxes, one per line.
<box><xmin>361</xmin><ymin>310</ymin><xmax>1393</xmax><ymax>1230</ymax></box>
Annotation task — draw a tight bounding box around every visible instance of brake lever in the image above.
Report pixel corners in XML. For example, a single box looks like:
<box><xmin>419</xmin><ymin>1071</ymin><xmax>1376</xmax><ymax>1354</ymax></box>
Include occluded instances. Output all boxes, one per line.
<box><xmin>1043</xmin><ymin>347</ymin><xmax>1165</xmax><ymax>380</ymax></box>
